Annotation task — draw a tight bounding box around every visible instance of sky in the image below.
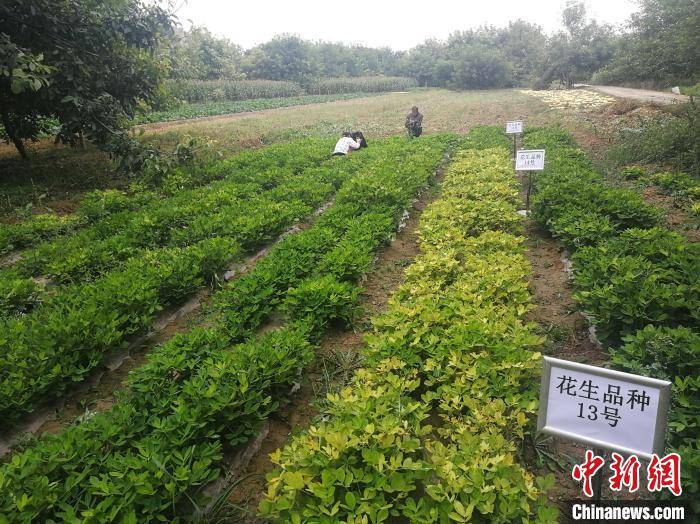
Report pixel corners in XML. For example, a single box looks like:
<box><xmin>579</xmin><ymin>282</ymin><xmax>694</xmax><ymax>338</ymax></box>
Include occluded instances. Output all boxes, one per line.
<box><xmin>174</xmin><ymin>0</ymin><xmax>638</xmax><ymax>50</ymax></box>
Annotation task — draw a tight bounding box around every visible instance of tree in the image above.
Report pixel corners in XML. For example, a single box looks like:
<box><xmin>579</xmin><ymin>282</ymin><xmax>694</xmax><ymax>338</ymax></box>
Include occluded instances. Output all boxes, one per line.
<box><xmin>242</xmin><ymin>35</ymin><xmax>314</xmax><ymax>84</ymax></box>
<box><xmin>538</xmin><ymin>1</ymin><xmax>616</xmax><ymax>87</ymax></box>
<box><xmin>401</xmin><ymin>40</ymin><xmax>446</xmax><ymax>87</ymax></box>
<box><xmin>496</xmin><ymin>21</ymin><xmax>547</xmax><ymax>84</ymax></box>
<box><xmin>0</xmin><ymin>34</ymin><xmax>54</xmax><ymax>158</ymax></box>
<box><xmin>449</xmin><ymin>46</ymin><xmax>514</xmax><ymax>89</ymax></box>
<box><xmin>168</xmin><ymin>27</ymin><xmax>243</xmax><ymax>80</ymax></box>
<box><xmin>0</xmin><ymin>0</ymin><xmax>173</xmax><ymax>160</ymax></box>
<box><xmin>592</xmin><ymin>0</ymin><xmax>700</xmax><ymax>86</ymax></box>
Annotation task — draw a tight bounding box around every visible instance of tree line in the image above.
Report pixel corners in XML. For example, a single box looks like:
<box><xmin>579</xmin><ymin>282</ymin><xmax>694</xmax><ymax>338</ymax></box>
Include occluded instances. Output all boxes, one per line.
<box><xmin>170</xmin><ymin>0</ymin><xmax>698</xmax><ymax>89</ymax></box>
<box><xmin>1</xmin><ymin>0</ymin><xmax>698</xmax><ymax>162</ymax></box>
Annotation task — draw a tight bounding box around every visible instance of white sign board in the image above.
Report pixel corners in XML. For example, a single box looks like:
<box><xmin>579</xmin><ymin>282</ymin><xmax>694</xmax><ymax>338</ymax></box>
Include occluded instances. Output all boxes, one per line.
<box><xmin>515</xmin><ymin>149</ymin><xmax>545</xmax><ymax>171</ymax></box>
<box><xmin>506</xmin><ymin>121</ymin><xmax>523</xmax><ymax>134</ymax></box>
<box><xmin>538</xmin><ymin>357</ymin><xmax>671</xmax><ymax>459</ymax></box>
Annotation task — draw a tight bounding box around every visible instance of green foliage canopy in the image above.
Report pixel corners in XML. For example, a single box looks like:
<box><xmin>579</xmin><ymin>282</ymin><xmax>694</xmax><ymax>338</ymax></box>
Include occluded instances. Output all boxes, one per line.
<box><xmin>0</xmin><ymin>0</ymin><xmax>173</xmax><ymax>159</ymax></box>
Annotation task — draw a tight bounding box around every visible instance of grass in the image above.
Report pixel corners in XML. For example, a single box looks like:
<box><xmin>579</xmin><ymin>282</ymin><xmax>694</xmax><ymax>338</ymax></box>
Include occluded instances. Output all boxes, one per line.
<box><xmin>132</xmin><ymin>93</ymin><xmax>383</xmax><ymax>124</ymax></box>
<box><xmin>0</xmin><ymin>89</ymin><xmax>546</xmax><ymax>217</ymax></box>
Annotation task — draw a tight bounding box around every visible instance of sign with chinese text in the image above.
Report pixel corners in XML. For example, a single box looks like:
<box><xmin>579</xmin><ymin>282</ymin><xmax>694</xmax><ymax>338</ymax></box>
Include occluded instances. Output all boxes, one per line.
<box><xmin>506</xmin><ymin>121</ymin><xmax>523</xmax><ymax>134</ymax></box>
<box><xmin>515</xmin><ymin>149</ymin><xmax>545</xmax><ymax>171</ymax></box>
<box><xmin>538</xmin><ymin>356</ymin><xmax>671</xmax><ymax>459</ymax></box>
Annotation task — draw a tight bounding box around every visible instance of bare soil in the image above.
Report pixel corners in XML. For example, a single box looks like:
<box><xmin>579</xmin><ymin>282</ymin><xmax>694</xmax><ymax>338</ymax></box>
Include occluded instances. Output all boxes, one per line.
<box><xmin>519</xmin><ymin>180</ymin><xmax>658</xmax><ymax>520</ymax></box>
<box><xmin>222</xmin><ymin>170</ymin><xmax>442</xmax><ymax>522</ymax></box>
<box><xmin>640</xmin><ymin>186</ymin><xmax>700</xmax><ymax>242</ymax></box>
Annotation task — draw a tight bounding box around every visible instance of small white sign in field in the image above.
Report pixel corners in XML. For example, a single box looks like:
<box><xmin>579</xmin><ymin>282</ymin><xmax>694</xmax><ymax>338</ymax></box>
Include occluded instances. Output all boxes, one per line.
<box><xmin>506</xmin><ymin>121</ymin><xmax>523</xmax><ymax>134</ymax></box>
<box><xmin>538</xmin><ymin>357</ymin><xmax>671</xmax><ymax>458</ymax></box>
<box><xmin>515</xmin><ymin>149</ymin><xmax>545</xmax><ymax>171</ymax></box>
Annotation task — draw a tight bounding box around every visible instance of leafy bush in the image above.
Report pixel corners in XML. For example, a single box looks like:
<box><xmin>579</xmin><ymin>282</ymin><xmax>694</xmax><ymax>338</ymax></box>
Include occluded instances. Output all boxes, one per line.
<box><xmin>547</xmin><ymin>208</ymin><xmax>617</xmax><ymax>248</ymax></box>
<box><xmin>0</xmin><ymin>274</ymin><xmax>41</xmax><ymax>316</ymax></box>
<box><xmin>573</xmin><ymin>228</ymin><xmax>700</xmax><ymax>342</ymax></box>
<box><xmin>608</xmin><ymin>100</ymin><xmax>700</xmax><ymax>177</ymax></box>
<box><xmin>0</xmin><ymin>213</ymin><xmax>82</xmax><ymax>254</ymax></box>
<box><xmin>611</xmin><ymin>325</ymin><xmax>698</xmax><ymax>380</ymax></box>
<box><xmin>611</xmin><ymin>326</ymin><xmax>700</xmax><ymax>499</ymax></box>
<box><xmin>261</xmin><ymin>134</ymin><xmax>556</xmax><ymax>522</ymax></box>
<box><xmin>0</xmin><ymin>134</ymin><xmax>455</xmax><ymax>521</ymax></box>
<box><xmin>282</xmin><ymin>275</ymin><xmax>360</xmax><ymax>337</ymax></box>
<box><xmin>76</xmin><ymin>188</ymin><xmax>155</xmax><ymax>221</ymax></box>
<box><xmin>646</xmin><ymin>171</ymin><xmax>699</xmax><ymax>196</ymax></box>
<box><xmin>620</xmin><ymin>165</ymin><xmax>646</xmax><ymax>180</ymax></box>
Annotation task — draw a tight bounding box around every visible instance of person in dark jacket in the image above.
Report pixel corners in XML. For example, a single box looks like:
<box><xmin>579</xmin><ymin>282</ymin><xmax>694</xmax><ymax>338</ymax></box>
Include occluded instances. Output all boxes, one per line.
<box><xmin>405</xmin><ymin>106</ymin><xmax>423</xmax><ymax>138</ymax></box>
<box><xmin>351</xmin><ymin>131</ymin><xmax>368</xmax><ymax>148</ymax></box>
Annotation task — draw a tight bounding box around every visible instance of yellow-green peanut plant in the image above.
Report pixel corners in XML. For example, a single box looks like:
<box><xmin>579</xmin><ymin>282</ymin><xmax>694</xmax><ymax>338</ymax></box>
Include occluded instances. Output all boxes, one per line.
<box><xmin>260</xmin><ymin>129</ymin><xmax>558</xmax><ymax>523</ymax></box>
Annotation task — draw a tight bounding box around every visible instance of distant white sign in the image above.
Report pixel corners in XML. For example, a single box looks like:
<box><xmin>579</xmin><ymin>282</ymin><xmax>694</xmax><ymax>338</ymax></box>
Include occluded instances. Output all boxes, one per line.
<box><xmin>538</xmin><ymin>357</ymin><xmax>671</xmax><ymax>458</ymax></box>
<box><xmin>506</xmin><ymin>121</ymin><xmax>523</xmax><ymax>134</ymax></box>
<box><xmin>515</xmin><ymin>149</ymin><xmax>545</xmax><ymax>171</ymax></box>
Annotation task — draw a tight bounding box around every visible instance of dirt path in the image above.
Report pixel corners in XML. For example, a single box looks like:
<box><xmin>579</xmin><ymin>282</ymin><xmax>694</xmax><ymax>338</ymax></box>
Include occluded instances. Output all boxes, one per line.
<box><xmin>519</xmin><ymin>181</ymin><xmax>659</xmax><ymax>520</ymax></box>
<box><xmin>138</xmin><ymin>94</ymin><xmax>385</xmax><ymax>133</ymax></box>
<box><xmin>220</xmin><ymin>166</ymin><xmax>446</xmax><ymax>523</ymax></box>
<box><xmin>590</xmin><ymin>85</ymin><xmax>689</xmax><ymax>105</ymax></box>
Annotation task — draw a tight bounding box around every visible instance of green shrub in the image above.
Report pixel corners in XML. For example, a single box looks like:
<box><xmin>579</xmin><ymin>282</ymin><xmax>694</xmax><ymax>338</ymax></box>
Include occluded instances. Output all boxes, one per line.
<box><xmin>0</xmin><ymin>213</ymin><xmax>82</xmax><ymax>254</ymax></box>
<box><xmin>647</xmin><ymin>171</ymin><xmax>699</xmax><ymax>195</ymax></box>
<box><xmin>0</xmin><ymin>274</ymin><xmax>41</xmax><ymax>316</ymax></box>
<box><xmin>547</xmin><ymin>208</ymin><xmax>617</xmax><ymax>248</ymax></box>
<box><xmin>282</xmin><ymin>275</ymin><xmax>360</xmax><ymax>337</ymax></box>
<box><xmin>77</xmin><ymin>189</ymin><xmax>154</xmax><ymax>221</ymax></box>
<box><xmin>611</xmin><ymin>325</ymin><xmax>699</xmax><ymax>380</ymax></box>
<box><xmin>608</xmin><ymin>100</ymin><xmax>700</xmax><ymax>177</ymax></box>
<box><xmin>572</xmin><ymin>228</ymin><xmax>700</xmax><ymax>342</ymax></box>
<box><xmin>611</xmin><ymin>326</ymin><xmax>700</xmax><ymax>499</ymax></box>
<box><xmin>620</xmin><ymin>165</ymin><xmax>646</xmax><ymax>180</ymax></box>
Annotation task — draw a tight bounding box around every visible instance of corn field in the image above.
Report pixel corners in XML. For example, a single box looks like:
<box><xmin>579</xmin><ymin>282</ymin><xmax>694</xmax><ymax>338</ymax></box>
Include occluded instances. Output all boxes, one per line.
<box><xmin>307</xmin><ymin>76</ymin><xmax>417</xmax><ymax>94</ymax></box>
<box><xmin>166</xmin><ymin>79</ymin><xmax>304</xmax><ymax>103</ymax></box>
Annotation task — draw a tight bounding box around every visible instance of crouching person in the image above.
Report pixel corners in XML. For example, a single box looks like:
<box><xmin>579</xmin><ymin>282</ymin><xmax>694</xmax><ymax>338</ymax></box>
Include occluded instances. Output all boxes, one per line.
<box><xmin>405</xmin><ymin>106</ymin><xmax>423</xmax><ymax>138</ymax></box>
<box><xmin>332</xmin><ymin>132</ymin><xmax>362</xmax><ymax>156</ymax></box>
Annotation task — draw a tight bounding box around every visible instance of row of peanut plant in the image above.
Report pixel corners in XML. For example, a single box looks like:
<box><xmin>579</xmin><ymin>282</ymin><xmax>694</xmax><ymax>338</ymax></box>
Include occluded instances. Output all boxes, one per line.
<box><xmin>0</xmin><ymin>141</ymin><xmax>330</xmax><ymax>317</ymax></box>
<box><xmin>133</xmin><ymin>93</ymin><xmax>379</xmax><ymax>124</ymax></box>
<box><xmin>0</xmin><ymin>138</ymin><xmax>379</xmax><ymax>422</ymax></box>
<box><xmin>0</xmin><ymin>134</ymin><xmax>455</xmax><ymax>522</ymax></box>
<box><xmin>260</xmin><ymin>127</ymin><xmax>558</xmax><ymax>523</ymax></box>
<box><xmin>0</xmin><ymin>138</ymin><xmax>329</xmax><ymax>257</ymax></box>
<box><xmin>526</xmin><ymin>126</ymin><xmax>699</xmax><ymax>499</ymax></box>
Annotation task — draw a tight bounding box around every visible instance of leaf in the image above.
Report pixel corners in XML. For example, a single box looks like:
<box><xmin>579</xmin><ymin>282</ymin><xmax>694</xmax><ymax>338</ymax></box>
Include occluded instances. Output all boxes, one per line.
<box><xmin>285</xmin><ymin>471</ymin><xmax>305</xmax><ymax>490</ymax></box>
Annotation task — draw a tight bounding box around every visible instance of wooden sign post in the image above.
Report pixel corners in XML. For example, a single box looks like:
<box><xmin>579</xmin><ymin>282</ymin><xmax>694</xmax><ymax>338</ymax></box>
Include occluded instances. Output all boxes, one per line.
<box><xmin>515</xmin><ymin>149</ymin><xmax>545</xmax><ymax>209</ymax></box>
<box><xmin>506</xmin><ymin>121</ymin><xmax>523</xmax><ymax>160</ymax></box>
